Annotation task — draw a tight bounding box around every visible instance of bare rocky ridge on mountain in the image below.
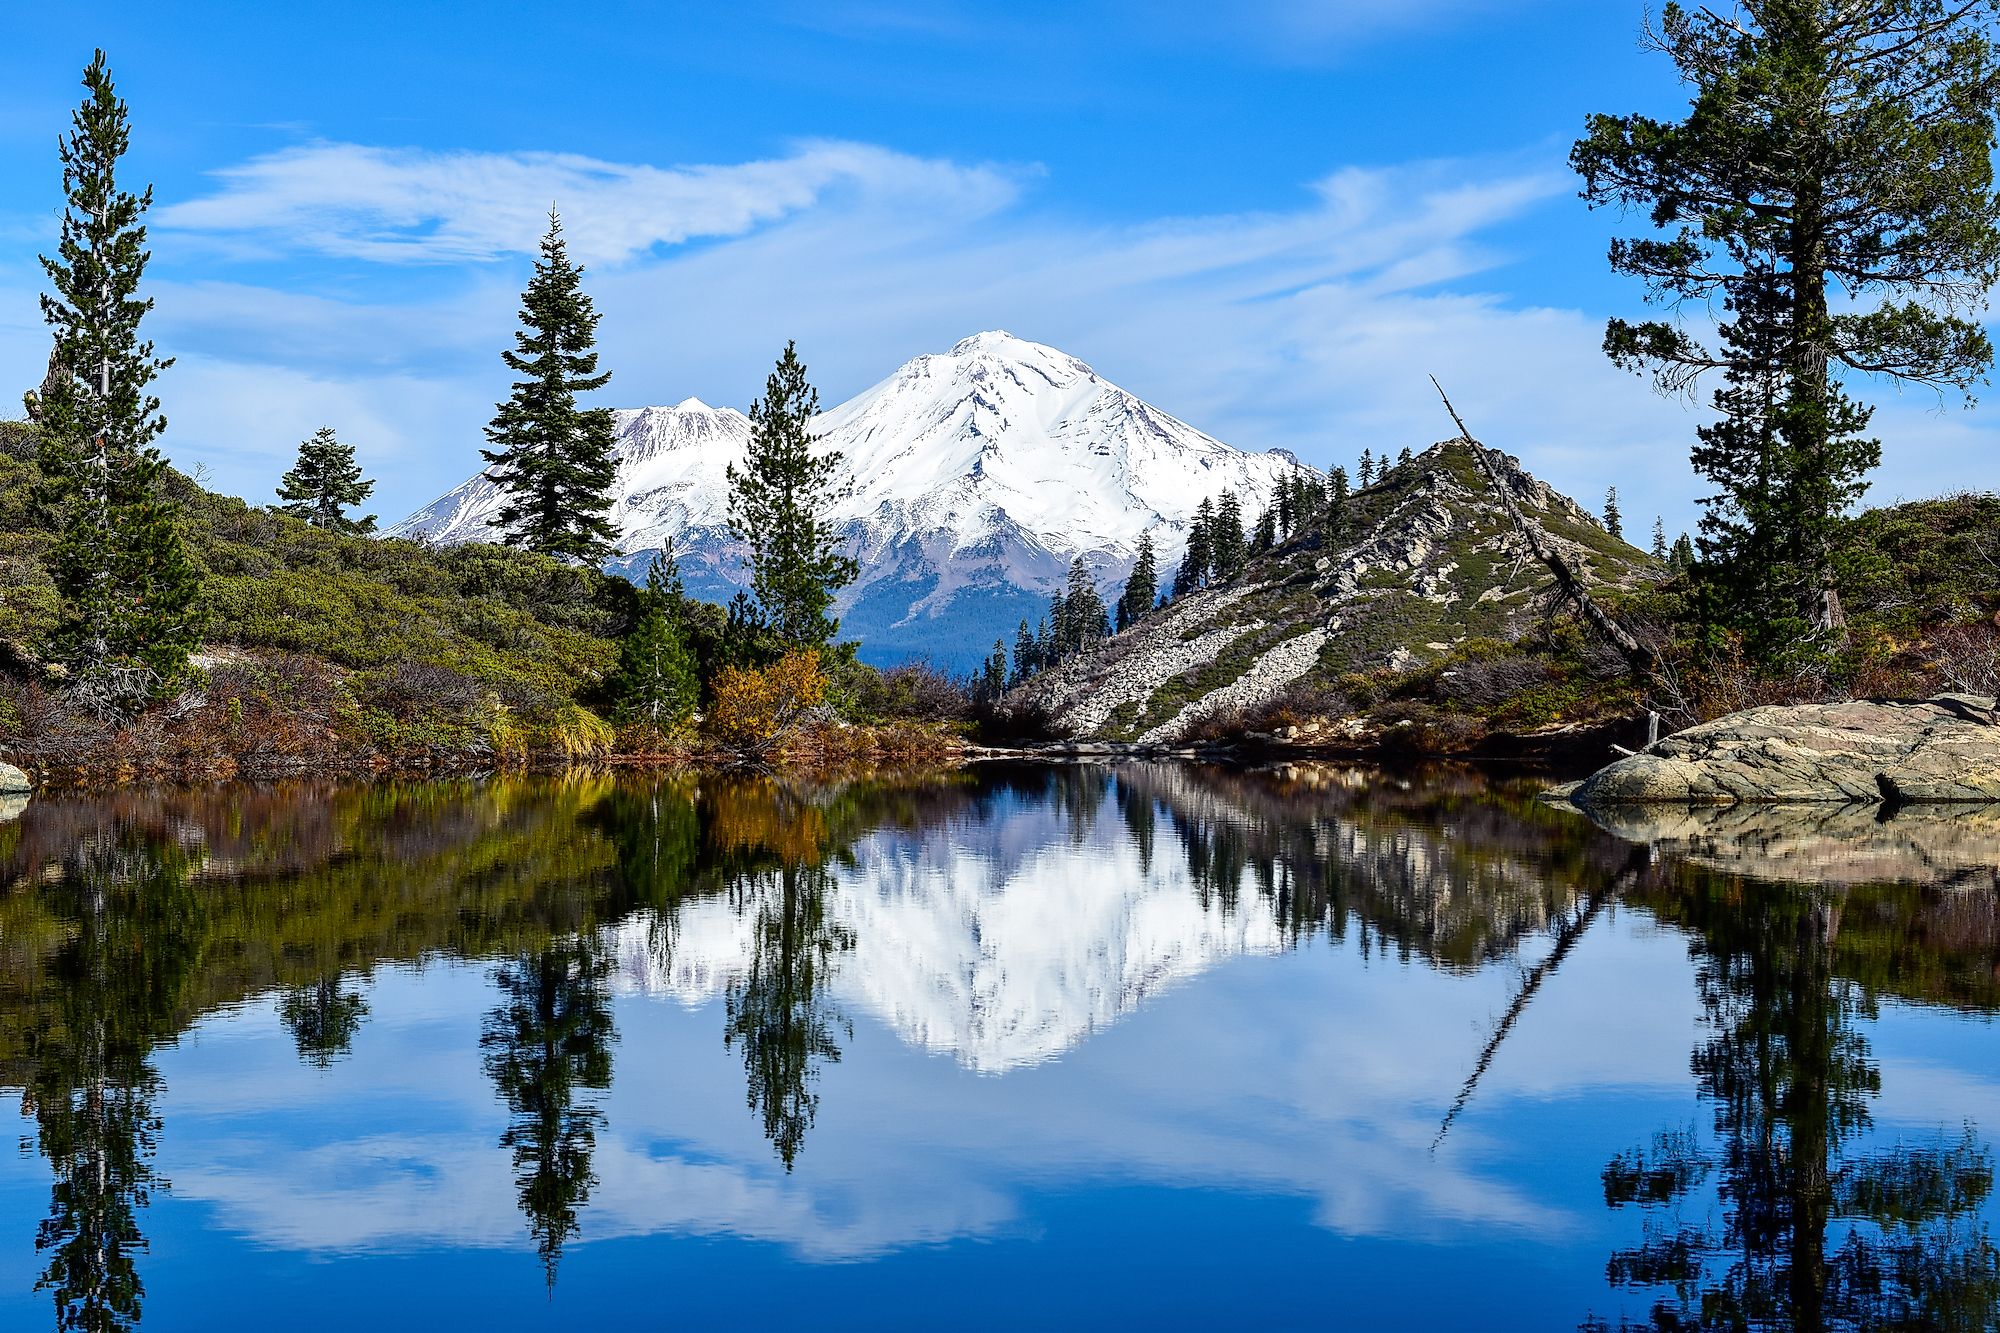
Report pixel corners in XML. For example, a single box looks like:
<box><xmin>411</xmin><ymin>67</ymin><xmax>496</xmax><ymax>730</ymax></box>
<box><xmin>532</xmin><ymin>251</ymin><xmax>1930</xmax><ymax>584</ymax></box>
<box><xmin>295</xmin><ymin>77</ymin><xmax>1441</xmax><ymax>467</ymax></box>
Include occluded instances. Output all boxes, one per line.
<box><xmin>1011</xmin><ymin>440</ymin><xmax>1655</xmax><ymax>744</ymax></box>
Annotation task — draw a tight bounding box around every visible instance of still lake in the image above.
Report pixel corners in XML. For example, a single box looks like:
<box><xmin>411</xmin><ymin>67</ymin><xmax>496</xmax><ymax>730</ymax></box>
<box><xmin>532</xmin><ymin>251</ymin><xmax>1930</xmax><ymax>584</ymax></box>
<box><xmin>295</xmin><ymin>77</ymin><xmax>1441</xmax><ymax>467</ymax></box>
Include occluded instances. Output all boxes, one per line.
<box><xmin>1</xmin><ymin>763</ymin><xmax>1997</xmax><ymax>1330</ymax></box>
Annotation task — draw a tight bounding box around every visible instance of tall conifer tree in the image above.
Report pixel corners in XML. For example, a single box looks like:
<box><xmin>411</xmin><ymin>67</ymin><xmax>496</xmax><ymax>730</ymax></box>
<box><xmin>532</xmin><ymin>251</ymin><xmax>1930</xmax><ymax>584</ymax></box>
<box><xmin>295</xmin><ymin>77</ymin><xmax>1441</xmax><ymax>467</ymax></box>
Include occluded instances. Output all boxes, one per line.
<box><xmin>275</xmin><ymin>426</ymin><xmax>376</xmax><ymax>533</ymax></box>
<box><xmin>1211</xmin><ymin>490</ymin><xmax>1246</xmax><ymax>579</ymax></box>
<box><xmin>1011</xmin><ymin>619</ymin><xmax>1036</xmax><ymax>685</ymax></box>
<box><xmin>482</xmin><ymin>209</ymin><xmax>621</xmax><ymax>564</ymax></box>
<box><xmin>1061</xmin><ymin>557</ymin><xmax>1109</xmax><ymax>655</ymax></box>
<box><xmin>981</xmin><ymin>641</ymin><xmax>1009</xmax><ymax>700</ymax></box>
<box><xmin>35</xmin><ymin>50</ymin><xmax>201</xmax><ymax>716</ymax></box>
<box><xmin>1603</xmin><ymin>486</ymin><xmax>1624</xmax><ymax>541</ymax></box>
<box><xmin>1327</xmin><ymin>466</ymin><xmax>1351</xmax><ymax>538</ymax></box>
<box><xmin>1575</xmin><ymin>1</ymin><xmax>2000</xmax><ymax>650</ymax></box>
<box><xmin>727</xmin><ymin>341</ymin><xmax>858</xmax><ymax>648</ymax></box>
<box><xmin>1117</xmin><ymin>531</ymin><xmax>1158</xmax><ymax>631</ymax></box>
<box><xmin>1187</xmin><ymin>498</ymin><xmax>1215</xmax><ymax>586</ymax></box>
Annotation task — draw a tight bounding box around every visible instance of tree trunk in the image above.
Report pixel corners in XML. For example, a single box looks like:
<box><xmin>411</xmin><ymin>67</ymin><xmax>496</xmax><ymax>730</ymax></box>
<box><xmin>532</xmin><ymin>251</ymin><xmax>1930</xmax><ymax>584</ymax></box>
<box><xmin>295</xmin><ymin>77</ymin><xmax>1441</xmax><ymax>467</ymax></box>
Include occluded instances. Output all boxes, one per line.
<box><xmin>1431</xmin><ymin>378</ymin><xmax>1662</xmax><ymax>678</ymax></box>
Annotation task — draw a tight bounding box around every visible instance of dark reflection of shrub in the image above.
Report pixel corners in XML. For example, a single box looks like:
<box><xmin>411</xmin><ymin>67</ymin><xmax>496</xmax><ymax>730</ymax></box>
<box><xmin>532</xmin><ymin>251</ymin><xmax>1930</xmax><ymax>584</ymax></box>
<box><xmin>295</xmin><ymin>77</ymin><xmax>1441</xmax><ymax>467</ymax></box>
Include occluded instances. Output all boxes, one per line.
<box><xmin>278</xmin><ymin>977</ymin><xmax>369</xmax><ymax>1068</ymax></box>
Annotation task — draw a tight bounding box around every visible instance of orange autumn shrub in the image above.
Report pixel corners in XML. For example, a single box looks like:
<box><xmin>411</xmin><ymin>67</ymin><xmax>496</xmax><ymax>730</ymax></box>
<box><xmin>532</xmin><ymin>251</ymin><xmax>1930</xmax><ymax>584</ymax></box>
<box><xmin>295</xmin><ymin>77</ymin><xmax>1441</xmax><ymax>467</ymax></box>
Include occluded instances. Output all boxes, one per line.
<box><xmin>704</xmin><ymin>650</ymin><xmax>829</xmax><ymax>756</ymax></box>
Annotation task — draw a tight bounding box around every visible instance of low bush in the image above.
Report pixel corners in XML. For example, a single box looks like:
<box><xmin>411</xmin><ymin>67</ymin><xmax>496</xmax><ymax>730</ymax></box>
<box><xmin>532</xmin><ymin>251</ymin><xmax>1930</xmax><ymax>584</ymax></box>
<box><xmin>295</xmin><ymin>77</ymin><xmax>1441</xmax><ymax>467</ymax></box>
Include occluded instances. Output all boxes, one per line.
<box><xmin>705</xmin><ymin>651</ymin><xmax>831</xmax><ymax>758</ymax></box>
<box><xmin>965</xmin><ymin>697</ymin><xmax>1073</xmax><ymax>746</ymax></box>
<box><xmin>842</xmin><ymin>660</ymin><xmax>972</xmax><ymax>724</ymax></box>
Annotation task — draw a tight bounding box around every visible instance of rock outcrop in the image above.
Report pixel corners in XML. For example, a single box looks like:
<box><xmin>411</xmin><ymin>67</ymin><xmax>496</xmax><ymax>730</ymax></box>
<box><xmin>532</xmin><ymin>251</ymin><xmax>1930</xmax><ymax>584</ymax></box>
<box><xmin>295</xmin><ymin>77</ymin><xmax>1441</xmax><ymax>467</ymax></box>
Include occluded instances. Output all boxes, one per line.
<box><xmin>0</xmin><ymin>761</ymin><xmax>28</xmax><ymax>822</ymax></box>
<box><xmin>1569</xmin><ymin>695</ymin><xmax>2000</xmax><ymax>806</ymax></box>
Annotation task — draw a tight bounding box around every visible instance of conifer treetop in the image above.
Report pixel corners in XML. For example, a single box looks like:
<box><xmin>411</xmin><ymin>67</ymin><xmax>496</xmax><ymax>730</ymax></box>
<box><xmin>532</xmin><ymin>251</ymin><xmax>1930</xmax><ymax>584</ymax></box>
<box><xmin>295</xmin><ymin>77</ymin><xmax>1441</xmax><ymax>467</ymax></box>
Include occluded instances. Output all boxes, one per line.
<box><xmin>481</xmin><ymin>207</ymin><xmax>621</xmax><ymax>564</ymax></box>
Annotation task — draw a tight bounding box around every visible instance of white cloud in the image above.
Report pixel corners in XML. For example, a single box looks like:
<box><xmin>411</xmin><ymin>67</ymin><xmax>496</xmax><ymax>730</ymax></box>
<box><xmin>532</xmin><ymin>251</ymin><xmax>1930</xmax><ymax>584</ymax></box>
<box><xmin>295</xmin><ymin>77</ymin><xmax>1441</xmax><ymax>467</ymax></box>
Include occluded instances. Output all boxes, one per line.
<box><xmin>154</xmin><ymin>139</ymin><xmax>1023</xmax><ymax>266</ymax></box>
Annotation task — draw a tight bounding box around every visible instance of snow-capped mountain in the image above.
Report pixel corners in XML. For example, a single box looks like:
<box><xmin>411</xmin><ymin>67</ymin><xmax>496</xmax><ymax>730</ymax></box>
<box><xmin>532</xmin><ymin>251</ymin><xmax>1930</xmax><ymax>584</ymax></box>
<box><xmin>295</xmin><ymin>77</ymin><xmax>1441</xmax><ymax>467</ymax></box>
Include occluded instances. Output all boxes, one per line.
<box><xmin>605</xmin><ymin>791</ymin><xmax>1286</xmax><ymax>1072</ymax></box>
<box><xmin>389</xmin><ymin>332</ymin><xmax>1307</xmax><ymax>667</ymax></box>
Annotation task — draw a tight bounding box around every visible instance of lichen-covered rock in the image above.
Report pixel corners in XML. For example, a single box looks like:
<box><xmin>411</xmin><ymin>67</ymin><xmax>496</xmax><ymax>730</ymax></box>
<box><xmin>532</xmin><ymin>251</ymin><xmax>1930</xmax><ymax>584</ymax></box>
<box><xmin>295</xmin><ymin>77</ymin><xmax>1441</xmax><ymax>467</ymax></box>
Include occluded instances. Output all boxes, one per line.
<box><xmin>1571</xmin><ymin>695</ymin><xmax>2000</xmax><ymax>805</ymax></box>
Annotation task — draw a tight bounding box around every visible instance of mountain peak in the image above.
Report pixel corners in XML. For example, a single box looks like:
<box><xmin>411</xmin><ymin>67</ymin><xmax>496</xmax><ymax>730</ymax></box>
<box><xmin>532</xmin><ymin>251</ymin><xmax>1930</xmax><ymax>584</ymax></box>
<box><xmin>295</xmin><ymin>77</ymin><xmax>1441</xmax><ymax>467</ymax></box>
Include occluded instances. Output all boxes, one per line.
<box><xmin>949</xmin><ymin>329</ymin><xmax>1034</xmax><ymax>356</ymax></box>
<box><xmin>390</xmin><ymin>334</ymin><xmax>1305</xmax><ymax>668</ymax></box>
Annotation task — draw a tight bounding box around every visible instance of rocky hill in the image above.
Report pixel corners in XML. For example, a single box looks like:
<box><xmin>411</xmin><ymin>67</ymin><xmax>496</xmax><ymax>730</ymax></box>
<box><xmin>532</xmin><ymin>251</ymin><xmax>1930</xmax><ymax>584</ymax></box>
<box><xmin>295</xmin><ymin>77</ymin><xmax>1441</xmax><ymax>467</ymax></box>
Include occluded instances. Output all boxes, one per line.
<box><xmin>1012</xmin><ymin>439</ymin><xmax>1657</xmax><ymax>744</ymax></box>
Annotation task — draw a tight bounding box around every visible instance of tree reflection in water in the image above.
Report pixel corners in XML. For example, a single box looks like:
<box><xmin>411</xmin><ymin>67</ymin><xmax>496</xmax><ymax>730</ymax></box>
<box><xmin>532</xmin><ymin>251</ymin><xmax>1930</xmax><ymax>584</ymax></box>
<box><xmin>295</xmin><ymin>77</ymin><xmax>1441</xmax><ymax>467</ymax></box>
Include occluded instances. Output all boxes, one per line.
<box><xmin>21</xmin><ymin>829</ymin><xmax>206</xmax><ymax>1333</ymax></box>
<box><xmin>725</xmin><ymin>860</ymin><xmax>853</xmax><ymax>1170</ymax></box>
<box><xmin>1585</xmin><ymin>881</ymin><xmax>2000</xmax><ymax>1332</ymax></box>
<box><xmin>277</xmin><ymin>976</ymin><xmax>368</xmax><ymax>1068</ymax></box>
<box><xmin>479</xmin><ymin>936</ymin><xmax>617</xmax><ymax>1290</ymax></box>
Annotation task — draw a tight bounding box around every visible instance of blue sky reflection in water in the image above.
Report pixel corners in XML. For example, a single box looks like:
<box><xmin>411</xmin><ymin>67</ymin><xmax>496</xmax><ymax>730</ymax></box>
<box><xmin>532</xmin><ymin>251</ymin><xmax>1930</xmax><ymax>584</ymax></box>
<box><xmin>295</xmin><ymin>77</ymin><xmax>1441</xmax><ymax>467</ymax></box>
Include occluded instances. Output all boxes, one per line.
<box><xmin>1</xmin><ymin>765</ymin><xmax>1997</xmax><ymax>1329</ymax></box>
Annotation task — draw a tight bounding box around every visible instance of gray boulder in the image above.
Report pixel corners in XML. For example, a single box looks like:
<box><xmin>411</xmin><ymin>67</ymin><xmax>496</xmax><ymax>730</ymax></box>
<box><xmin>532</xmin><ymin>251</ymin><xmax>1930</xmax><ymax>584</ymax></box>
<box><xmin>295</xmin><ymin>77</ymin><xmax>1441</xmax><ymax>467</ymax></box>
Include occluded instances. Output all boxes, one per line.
<box><xmin>0</xmin><ymin>761</ymin><xmax>28</xmax><ymax>822</ymax></box>
<box><xmin>1571</xmin><ymin>694</ymin><xmax>2000</xmax><ymax>806</ymax></box>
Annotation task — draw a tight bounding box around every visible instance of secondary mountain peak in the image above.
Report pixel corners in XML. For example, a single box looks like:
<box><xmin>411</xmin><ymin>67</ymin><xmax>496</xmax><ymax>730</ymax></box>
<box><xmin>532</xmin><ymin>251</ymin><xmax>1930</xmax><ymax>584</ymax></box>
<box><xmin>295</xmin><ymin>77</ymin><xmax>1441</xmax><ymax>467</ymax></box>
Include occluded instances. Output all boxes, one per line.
<box><xmin>1016</xmin><ymin>439</ymin><xmax>1657</xmax><ymax>743</ymax></box>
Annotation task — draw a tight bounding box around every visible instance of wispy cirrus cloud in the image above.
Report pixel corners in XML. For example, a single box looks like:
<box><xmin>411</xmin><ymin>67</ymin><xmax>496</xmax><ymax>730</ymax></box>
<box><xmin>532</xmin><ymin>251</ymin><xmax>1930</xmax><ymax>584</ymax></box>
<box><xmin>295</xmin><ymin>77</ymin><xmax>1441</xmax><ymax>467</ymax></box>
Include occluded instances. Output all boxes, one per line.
<box><xmin>154</xmin><ymin>139</ymin><xmax>1024</xmax><ymax>266</ymax></box>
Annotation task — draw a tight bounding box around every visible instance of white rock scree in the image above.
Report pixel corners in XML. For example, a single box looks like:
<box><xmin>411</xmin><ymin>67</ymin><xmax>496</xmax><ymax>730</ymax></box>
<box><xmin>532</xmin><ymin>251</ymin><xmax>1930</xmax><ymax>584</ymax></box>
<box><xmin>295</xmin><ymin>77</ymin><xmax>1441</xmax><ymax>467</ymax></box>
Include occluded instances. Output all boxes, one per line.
<box><xmin>389</xmin><ymin>332</ymin><xmax>1305</xmax><ymax>668</ymax></box>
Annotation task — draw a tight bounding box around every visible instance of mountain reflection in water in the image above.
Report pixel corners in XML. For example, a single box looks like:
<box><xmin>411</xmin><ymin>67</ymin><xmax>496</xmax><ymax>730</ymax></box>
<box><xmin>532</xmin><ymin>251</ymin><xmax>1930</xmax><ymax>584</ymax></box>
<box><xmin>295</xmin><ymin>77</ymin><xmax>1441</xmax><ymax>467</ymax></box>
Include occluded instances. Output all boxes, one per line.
<box><xmin>0</xmin><ymin>763</ymin><xmax>1996</xmax><ymax>1331</ymax></box>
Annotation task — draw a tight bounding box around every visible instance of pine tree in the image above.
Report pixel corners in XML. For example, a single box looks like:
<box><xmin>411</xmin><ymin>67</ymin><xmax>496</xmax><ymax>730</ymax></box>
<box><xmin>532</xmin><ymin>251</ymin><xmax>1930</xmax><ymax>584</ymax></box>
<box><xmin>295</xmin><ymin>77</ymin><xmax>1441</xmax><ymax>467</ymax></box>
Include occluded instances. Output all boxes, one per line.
<box><xmin>727</xmin><ymin>341</ymin><xmax>858</xmax><ymax>648</ymax></box>
<box><xmin>1251</xmin><ymin>506</ymin><xmax>1276</xmax><ymax>552</ymax></box>
<box><xmin>1671</xmin><ymin>533</ymin><xmax>1696</xmax><ymax>572</ymax></box>
<box><xmin>1397</xmin><ymin>447</ymin><xmax>1413</xmax><ymax>469</ymax></box>
<box><xmin>1011</xmin><ymin>619</ymin><xmax>1036</xmax><ymax>685</ymax></box>
<box><xmin>34</xmin><ymin>50</ymin><xmax>201</xmax><ymax>716</ymax></box>
<box><xmin>275</xmin><ymin>426</ymin><xmax>376</xmax><ymax>533</ymax></box>
<box><xmin>1651</xmin><ymin>517</ymin><xmax>1669</xmax><ymax>562</ymax></box>
<box><xmin>1575</xmin><ymin>1</ymin><xmax>2000</xmax><ymax>645</ymax></box>
<box><xmin>1211</xmin><ymin>490</ymin><xmax>1246</xmax><ymax>579</ymax></box>
<box><xmin>1047</xmin><ymin>589</ymin><xmax>1072</xmax><ymax>661</ymax></box>
<box><xmin>1033</xmin><ymin>615</ymin><xmax>1052</xmax><ymax>669</ymax></box>
<box><xmin>1276</xmin><ymin>476</ymin><xmax>1297</xmax><ymax>538</ymax></box>
<box><xmin>1327</xmin><ymin>466</ymin><xmax>1351</xmax><ymax>537</ymax></box>
<box><xmin>1117</xmin><ymin>531</ymin><xmax>1158</xmax><ymax>632</ymax></box>
<box><xmin>1063</xmin><ymin>557</ymin><xmax>1109</xmax><ymax>654</ymax></box>
<box><xmin>611</xmin><ymin>548</ymin><xmax>698</xmax><ymax>734</ymax></box>
<box><xmin>720</xmin><ymin>590</ymin><xmax>776</xmax><ymax>672</ymax></box>
<box><xmin>1179</xmin><ymin>498</ymin><xmax>1215</xmax><ymax>594</ymax></box>
<box><xmin>981</xmin><ymin>641</ymin><xmax>1008</xmax><ymax>700</ymax></box>
<box><xmin>481</xmin><ymin>209</ymin><xmax>621</xmax><ymax>564</ymax></box>
<box><xmin>1603</xmin><ymin>486</ymin><xmax>1624</xmax><ymax>540</ymax></box>
<box><xmin>1358</xmin><ymin>449</ymin><xmax>1375</xmax><ymax>487</ymax></box>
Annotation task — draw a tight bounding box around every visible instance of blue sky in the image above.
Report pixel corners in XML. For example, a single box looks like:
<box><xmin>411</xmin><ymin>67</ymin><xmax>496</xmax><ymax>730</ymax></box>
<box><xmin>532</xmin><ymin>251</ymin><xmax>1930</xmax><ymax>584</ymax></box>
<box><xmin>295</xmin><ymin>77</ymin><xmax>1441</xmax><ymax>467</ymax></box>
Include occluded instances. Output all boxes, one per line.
<box><xmin>1</xmin><ymin>1</ymin><xmax>1992</xmax><ymax>535</ymax></box>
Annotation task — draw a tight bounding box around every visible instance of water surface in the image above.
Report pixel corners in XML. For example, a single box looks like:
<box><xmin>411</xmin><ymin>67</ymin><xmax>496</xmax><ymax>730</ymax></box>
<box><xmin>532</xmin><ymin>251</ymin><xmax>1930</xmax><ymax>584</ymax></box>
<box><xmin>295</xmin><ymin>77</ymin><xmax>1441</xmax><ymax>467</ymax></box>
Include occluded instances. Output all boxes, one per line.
<box><xmin>2</xmin><ymin>764</ymin><xmax>1997</xmax><ymax>1329</ymax></box>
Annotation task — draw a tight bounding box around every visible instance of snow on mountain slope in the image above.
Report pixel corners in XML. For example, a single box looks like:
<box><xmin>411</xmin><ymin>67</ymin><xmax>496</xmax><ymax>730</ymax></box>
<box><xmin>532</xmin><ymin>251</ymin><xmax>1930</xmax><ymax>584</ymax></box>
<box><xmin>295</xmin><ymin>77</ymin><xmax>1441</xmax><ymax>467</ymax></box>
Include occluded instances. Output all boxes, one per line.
<box><xmin>389</xmin><ymin>332</ymin><xmax>1307</xmax><ymax>667</ymax></box>
<box><xmin>605</xmin><ymin>796</ymin><xmax>1285</xmax><ymax>1073</ymax></box>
